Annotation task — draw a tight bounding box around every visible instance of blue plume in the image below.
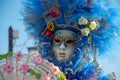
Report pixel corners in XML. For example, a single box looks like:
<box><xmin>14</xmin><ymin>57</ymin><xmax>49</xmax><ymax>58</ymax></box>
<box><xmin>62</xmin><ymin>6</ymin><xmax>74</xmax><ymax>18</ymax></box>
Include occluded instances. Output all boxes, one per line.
<box><xmin>23</xmin><ymin>0</ymin><xmax>120</xmax><ymax>56</ymax></box>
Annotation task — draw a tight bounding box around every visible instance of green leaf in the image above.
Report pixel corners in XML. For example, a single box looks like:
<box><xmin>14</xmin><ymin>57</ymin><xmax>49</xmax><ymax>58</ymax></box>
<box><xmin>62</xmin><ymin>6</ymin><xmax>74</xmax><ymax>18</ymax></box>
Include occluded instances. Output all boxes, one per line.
<box><xmin>28</xmin><ymin>68</ymin><xmax>34</xmax><ymax>74</ymax></box>
<box><xmin>36</xmin><ymin>73</ymin><xmax>41</xmax><ymax>79</ymax></box>
<box><xmin>7</xmin><ymin>51</ymin><xmax>13</xmax><ymax>57</ymax></box>
<box><xmin>28</xmin><ymin>68</ymin><xmax>42</xmax><ymax>79</ymax></box>
<box><xmin>0</xmin><ymin>55</ymin><xmax>4</xmax><ymax>60</ymax></box>
<box><xmin>58</xmin><ymin>73</ymin><xmax>66</xmax><ymax>80</ymax></box>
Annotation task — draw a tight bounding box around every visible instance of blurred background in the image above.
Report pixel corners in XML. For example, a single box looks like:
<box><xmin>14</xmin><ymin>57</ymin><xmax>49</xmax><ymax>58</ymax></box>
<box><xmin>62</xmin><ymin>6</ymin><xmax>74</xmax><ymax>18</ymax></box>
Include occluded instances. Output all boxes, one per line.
<box><xmin>0</xmin><ymin>0</ymin><xmax>35</xmax><ymax>54</ymax></box>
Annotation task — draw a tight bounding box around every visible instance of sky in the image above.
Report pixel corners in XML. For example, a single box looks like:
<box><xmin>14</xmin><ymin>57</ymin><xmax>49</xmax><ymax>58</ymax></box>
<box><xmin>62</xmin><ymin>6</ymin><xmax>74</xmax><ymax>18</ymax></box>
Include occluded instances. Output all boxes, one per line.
<box><xmin>0</xmin><ymin>0</ymin><xmax>35</xmax><ymax>54</ymax></box>
<box><xmin>0</xmin><ymin>0</ymin><xmax>120</xmax><ymax>79</ymax></box>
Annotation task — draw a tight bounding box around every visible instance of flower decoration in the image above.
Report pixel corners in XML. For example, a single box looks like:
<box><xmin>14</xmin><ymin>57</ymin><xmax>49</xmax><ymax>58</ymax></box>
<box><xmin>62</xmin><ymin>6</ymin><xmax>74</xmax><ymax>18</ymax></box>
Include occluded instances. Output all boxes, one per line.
<box><xmin>89</xmin><ymin>21</ymin><xmax>97</xmax><ymax>30</ymax></box>
<box><xmin>20</xmin><ymin>63</ymin><xmax>30</xmax><ymax>74</ymax></box>
<box><xmin>3</xmin><ymin>62</ymin><xmax>14</xmax><ymax>73</ymax></box>
<box><xmin>50</xmin><ymin>7</ymin><xmax>60</xmax><ymax>18</ymax></box>
<box><xmin>89</xmin><ymin>77</ymin><xmax>95</xmax><ymax>80</ymax></box>
<box><xmin>34</xmin><ymin>55</ymin><xmax>44</xmax><ymax>65</ymax></box>
<box><xmin>14</xmin><ymin>51</ymin><xmax>23</xmax><ymax>61</ymax></box>
<box><xmin>50</xmin><ymin>65</ymin><xmax>60</xmax><ymax>75</ymax></box>
<box><xmin>78</xmin><ymin>17</ymin><xmax>98</xmax><ymax>36</ymax></box>
<box><xmin>78</xmin><ymin>17</ymin><xmax>88</xmax><ymax>25</ymax></box>
<box><xmin>40</xmin><ymin>76</ymin><xmax>51</xmax><ymax>80</ymax></box>
<box><xmin>81</xmin><ymin>28</ymin><xmax>90</xmax><ymax>36</ymax></box>
<box><xmin>43</xmin><ymin>23</ymin><xmax>55</xmax><ymax>37</ymax></box>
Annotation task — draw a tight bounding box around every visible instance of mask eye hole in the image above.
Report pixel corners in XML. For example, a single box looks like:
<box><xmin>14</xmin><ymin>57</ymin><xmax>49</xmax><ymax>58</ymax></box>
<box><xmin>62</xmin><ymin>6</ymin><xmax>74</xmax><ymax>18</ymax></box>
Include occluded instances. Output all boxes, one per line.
<box><xmin>65</xmin><ymin>38</ymin><xmax>75</xmax><ymax>45</ymax></box>
<box><xmin>53</xmin><ymin>36</ymin><xmax>62</xmax><ymax>43</ymax></box>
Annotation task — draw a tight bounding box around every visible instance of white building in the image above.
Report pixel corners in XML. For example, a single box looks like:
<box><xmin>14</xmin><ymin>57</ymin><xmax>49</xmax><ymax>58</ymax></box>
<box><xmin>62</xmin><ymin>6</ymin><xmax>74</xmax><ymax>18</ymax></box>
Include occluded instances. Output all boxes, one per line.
<box><xmin>28</xmin><ymin>46</ymin><xmax>39</xmax><ymax>56</ymax></box>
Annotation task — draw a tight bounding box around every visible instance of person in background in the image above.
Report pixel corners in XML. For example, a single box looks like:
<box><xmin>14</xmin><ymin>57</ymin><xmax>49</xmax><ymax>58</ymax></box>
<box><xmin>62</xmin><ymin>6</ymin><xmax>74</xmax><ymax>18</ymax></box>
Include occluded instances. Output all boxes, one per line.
<box><xmin>23</xmin><ymin>0</ymin><xmax>119</xmax><ymax>79</ymax></box>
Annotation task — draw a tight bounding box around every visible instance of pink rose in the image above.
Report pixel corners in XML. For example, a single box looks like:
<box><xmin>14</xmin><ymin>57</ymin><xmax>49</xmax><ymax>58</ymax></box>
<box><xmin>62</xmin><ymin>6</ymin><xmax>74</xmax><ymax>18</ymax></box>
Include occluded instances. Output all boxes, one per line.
<box><xmin>14</xmin><ymin>51</ymin><xmax>23</xmax><ymax>61</ymax></box>
<box><xmin>89</xmin><ymin>77</ymin><xmax>95</xmax><ymax>80</ymax></box>
<box><xmin>34</xmin><ymin>55</ymin><xmax>44</xmax><ymax>65</ymax></box>
<box><xmin>50</xmin><ymin>65</ymin><xmax>60</xmax><ymax>75</ymax></box>
<box><xmin>20</xmin><ymin>63</ymin><xmax>29</xmax><ymax>74</ymax></box>
<box><xmin>40</xmin><ymin>76</ymin><xmax>50</xmax><ymax>80</ymax></box>
<box><xmin>3</xmin><ymin>62</ymin><xmax>14</xmax><ymax>73</ymax></box>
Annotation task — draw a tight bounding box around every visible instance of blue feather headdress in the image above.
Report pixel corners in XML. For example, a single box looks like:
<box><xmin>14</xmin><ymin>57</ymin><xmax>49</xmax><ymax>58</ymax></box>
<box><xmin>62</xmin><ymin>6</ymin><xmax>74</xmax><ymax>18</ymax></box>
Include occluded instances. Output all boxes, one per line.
<box><xmin>23</xmin><ymin>0</ymin><xmax>120</xmax><ymax>55</ymax></box>
<box><xmin>22</xmin><ymin>0</ymin><xmax>120</xmax><ymax>79</ymax></box>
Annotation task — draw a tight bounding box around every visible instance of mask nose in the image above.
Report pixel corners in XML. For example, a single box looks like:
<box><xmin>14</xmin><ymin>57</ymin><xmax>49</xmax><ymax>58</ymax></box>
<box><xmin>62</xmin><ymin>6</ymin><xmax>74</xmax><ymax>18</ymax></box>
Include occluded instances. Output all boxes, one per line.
<box><xmin>59</xmin><ymin>43</ymin><xmax>66</xmax><ymax>50</ymax></box>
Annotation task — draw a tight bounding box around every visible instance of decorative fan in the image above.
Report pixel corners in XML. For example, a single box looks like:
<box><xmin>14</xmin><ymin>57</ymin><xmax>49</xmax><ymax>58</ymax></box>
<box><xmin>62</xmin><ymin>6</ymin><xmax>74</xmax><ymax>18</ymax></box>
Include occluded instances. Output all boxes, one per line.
<box><xmin>0</xmin><ymin>51</ymin><xmax>66</xmax><ymax>80</ymax></box>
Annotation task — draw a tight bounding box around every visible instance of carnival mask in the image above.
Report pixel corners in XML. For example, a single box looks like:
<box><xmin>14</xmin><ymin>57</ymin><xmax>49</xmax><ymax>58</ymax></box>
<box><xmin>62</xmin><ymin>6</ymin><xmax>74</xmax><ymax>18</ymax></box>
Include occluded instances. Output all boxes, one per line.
<box><xmin>52</xmin><ymin>30</ymin><xmax>76</xmax><ymax>61</ymax></box>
